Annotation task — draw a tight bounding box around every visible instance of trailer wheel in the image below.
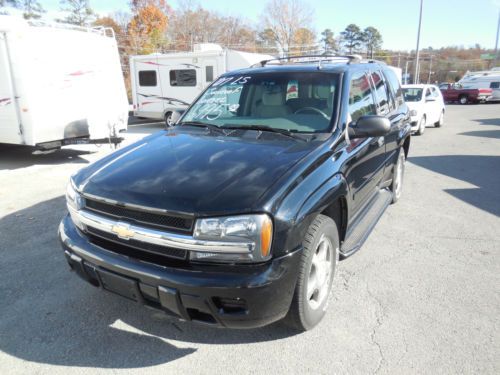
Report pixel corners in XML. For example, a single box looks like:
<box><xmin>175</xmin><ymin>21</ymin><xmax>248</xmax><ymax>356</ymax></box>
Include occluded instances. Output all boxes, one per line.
<box><xmin>164</xmin><ymin>112</ymin><xmax>174</xmax><ymax>127</ymax></box>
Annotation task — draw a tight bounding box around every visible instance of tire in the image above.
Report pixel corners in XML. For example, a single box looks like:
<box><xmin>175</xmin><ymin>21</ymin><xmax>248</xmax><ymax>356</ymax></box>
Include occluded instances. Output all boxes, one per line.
<box><xmin>164</xmin><ymin>112</ymin><xmax>173</xmax><ymax>127</ymax></box>
<box><xmin>285</xmin><ymin>214</ymin><xmax>339</xmax><ymax>331</ymax></box>
<box><xmin>390</xmin><ymin>147</ymin><xmax>405</xmax><ymax>204</ymax></box>
<box><xmin>458</xmin><ymin>95</ymin><xmax>468</xmax><ymax>105</ymax></box>
<box><xmin>435</xmin><ymin>110</ymin><xmax>444</xmax><ymax>127</ymax></box>
<box><xmin>416</xmin><ymin>115</ymin><xmax>426</xmax><ymax>135</ymax></box>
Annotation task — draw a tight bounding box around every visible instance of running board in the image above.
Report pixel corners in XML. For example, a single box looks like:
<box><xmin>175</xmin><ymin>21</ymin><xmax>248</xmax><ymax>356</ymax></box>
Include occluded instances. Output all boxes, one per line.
<box><xmin>340</xmin><ymin>188</ymin><xmax>393</xmax><ymax>258</ymax></box>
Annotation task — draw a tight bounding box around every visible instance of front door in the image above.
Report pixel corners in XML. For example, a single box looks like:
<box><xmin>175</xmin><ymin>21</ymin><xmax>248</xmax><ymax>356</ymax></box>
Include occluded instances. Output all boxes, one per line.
<box><xmin>344</xmin><ymin>70</ymin><xmax>386</xmax><ymax>216</ymax></box>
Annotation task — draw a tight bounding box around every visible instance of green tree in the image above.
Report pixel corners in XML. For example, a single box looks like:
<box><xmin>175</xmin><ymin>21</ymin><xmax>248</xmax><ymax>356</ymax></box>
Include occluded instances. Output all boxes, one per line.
<box><xmin>361</xmin><ymin>26</ymin><xmax>383</xmax><ymax>58</ymax></box>
<box><xmin>21</xmin><ymin>0</ymin><xmax>45</xmax><ymax>20</ymax></box>
<box><xmin>320</xmin><ymin>28</ymin><xmax>337</xmax><ymax>54</ymax></box>
<box><xmin>58</xmin><ymin>0</ymin><xmax>95</xmax><ymax>26</ymax></box>
<box><xmin>340</xmin><ymin>23</ymin><xmax>362</xmax><ymax>54</ymax></box>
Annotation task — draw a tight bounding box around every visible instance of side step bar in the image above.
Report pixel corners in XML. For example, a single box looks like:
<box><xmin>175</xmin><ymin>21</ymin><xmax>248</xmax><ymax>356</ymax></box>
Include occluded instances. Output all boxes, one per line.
<box><xmin>340</xmin><ymin>188</ymin><xmax>393</xmax><ymax>258</ymax></box>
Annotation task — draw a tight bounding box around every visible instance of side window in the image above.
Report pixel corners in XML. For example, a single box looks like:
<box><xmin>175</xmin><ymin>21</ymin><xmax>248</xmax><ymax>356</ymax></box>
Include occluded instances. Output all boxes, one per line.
<box><xmin>138</xmin><ymin>70</ymin><xmax>157</xmax><ymax>87</ymax></box>
<box><xmin>431</xmin><ymin>87</ymin><xmax>439</xmax><ymax>97</ymax></box>
<box><xmin>370</xmin><ymin>71</ymin><xmax>390</xmax><ymax>114</ymax></box>
<box><xmin>425</xmin><ymin>88</ymin><xmax>433</xmax><ymax>98</ymax></box>
<box><xmin>349</xmin><ymin>71</ymin><xmax>376</xmax><ymax>122</ymax></box>
<box><xmin>170</xmin><ymin>69</ymin><xmax>197</xmax><ymax>87</ymax></box>
<box><xmin>490</xmin><ymin>82</ymin><xmax>500</xmax><ymax>89</ymax></box>
<box><xmin>205</xmin><ymin>66</ymin><xmax>214</xmax><ymax>82</ymax></box>
<box><xmin>383</xmin><ymin>68</ymin><xmax>404</xmax><ymax>107</ymax></box>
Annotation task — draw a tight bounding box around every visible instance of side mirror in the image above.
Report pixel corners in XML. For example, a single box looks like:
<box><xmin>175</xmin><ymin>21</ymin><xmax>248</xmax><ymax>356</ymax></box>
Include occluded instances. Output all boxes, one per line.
<box><xmin>348</xmin><ymin>115</ymin><xmax>390</xmax><ymax>139</ymax></box>
<box><xmin>169</xmin><ymin>110</ymin><xmax>184</xmax><ymax>127</ymax></box>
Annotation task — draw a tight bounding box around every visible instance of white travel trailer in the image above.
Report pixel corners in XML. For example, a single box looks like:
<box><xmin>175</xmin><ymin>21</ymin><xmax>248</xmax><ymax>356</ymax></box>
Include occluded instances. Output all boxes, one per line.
<box><xmin>459</xmin><ymin>68</ymin><xmax>500</xmax><ymax>101</ymax></box>
<box><xmin>130</xmin><ymin>44</ymin><xmax>273</xmax><ymax>124</ymax></box>
<box><xmin>0</xmin><ymin>16</ymin><xmax>128</xmax><ymax>149</ymax></box>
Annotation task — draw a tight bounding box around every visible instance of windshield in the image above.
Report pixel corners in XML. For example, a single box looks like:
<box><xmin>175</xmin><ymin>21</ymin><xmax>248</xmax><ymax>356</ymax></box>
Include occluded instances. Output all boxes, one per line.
<box><xmin>402</xmin><ymin>88</ymin><xmax>423</xmax><ymax>102</ymax></box>
<box><xmin>181</xmin><ymin>72</ymin><xmax>340</xmax><ymax>133</ymax></box>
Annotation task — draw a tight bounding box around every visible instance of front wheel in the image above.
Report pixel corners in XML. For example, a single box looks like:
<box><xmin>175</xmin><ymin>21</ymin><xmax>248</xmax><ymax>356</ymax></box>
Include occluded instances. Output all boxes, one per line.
<box><xmin>416</xmin><ymin>115</ymin><xmax>426</xmax><ymax>135</ymax></box>
<box><xmin>391</xmin><ymin>148</ymin><xmax>406</xmax><ymax>204</ymax></box>
<box><xmin>459</xmin><ymin>95</ymin><xmax>468</xmax><ymax>105</ymax></box>
<box><xmin>285</xmin><ymin>215</ymin><xmax>339</xmax><ymax>331</ymax></box>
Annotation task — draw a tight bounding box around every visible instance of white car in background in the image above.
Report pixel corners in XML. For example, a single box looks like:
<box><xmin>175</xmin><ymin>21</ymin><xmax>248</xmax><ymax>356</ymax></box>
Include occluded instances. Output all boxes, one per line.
<box><xmin>402</xmin><ymin>84</ymin><xmax>445</xmax><ymax>135</ymax></box>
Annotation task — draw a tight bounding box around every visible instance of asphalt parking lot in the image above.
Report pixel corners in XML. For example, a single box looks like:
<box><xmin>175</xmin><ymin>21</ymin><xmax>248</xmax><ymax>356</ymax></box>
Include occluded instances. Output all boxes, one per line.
<box><xmin>0</xmin><ymin>105</ymin><xmax>499</xmax><ymax>374</ymax></box>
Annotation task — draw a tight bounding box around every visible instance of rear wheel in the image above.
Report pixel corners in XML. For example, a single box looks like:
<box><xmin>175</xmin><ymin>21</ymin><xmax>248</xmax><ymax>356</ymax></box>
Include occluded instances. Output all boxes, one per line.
<box><xmin>391</xmin><ymin>148</ymin><xmax>405</xmax><ymax>204</ymax></box>
<box><xmin>435</xmin><ymin>110</ymin><xmax>444</xmax><ymax>127</ymax></box>
<box><xmin>459</xmin><ymin>95</ymin><xmax>468</xmax><ymax>105</ymax></box>
<box><xmin>285</xmin><ymin>215</ymin><xmax>339</xmax><ymax>331</ymax></box>
<box><xmin>416</xmin><ymin>115</ymin><xmax>426</xmax><ymax>135</ymax></box>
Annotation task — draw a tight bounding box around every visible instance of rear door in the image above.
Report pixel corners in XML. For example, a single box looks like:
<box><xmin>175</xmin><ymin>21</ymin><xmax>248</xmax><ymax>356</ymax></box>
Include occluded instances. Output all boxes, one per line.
<box><xmin>134</xmin><ymin>60</ymin><xmax>164</xmax><ymax>118</ymax></box>
<box><xmin>158</xmin><ymin>65</ymin><xmax>202</xmax><ymax>109</ymax></box>
<box><xmin>0</xmin><ymin>33</ymin><xmax>22</xmax><ymax>144</ymax></box>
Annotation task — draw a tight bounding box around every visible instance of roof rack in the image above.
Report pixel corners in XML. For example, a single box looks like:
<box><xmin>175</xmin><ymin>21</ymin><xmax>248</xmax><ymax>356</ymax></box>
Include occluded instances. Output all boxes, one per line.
<box><xmin>253</xmin><ymin>54</ymin><xmax>363</xmax><ymax>68</ymax></box>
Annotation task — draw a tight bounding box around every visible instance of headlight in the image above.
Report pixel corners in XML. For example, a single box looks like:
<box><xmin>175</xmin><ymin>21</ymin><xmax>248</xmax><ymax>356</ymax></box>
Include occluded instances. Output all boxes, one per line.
<box><xmin>190</xmin><ymin>214</ymin><xmax>273</xmax><ymax>263</ymax></box>
<box><xmin>410</xmin><ymin>109</ymin><xmax>418</xmax><ymax>116</ymax></box>
<box><xmin>66</xmin><ymin>179</ymin><xmax>84</xmax><ymax>230</ymax></box>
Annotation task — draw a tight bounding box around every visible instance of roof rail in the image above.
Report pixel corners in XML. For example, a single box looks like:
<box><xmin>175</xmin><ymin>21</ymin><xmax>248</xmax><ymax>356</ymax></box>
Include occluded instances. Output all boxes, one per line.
<box><xmin>253</xmin><ymin>54</ymin><xmax>363</xmax><ymax>68</ymax></box>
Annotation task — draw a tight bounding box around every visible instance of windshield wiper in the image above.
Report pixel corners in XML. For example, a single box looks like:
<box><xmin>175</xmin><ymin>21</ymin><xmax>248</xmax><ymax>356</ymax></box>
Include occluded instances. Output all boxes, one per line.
<box><xmin>178</xmin><ymin>121</ymin><xmax>225</xmax><ymax>134</ymax></box>
<box><xmin>222</xmin><ymin>124</ymin><xmax>305</xmax><ymax>141</ymax></box>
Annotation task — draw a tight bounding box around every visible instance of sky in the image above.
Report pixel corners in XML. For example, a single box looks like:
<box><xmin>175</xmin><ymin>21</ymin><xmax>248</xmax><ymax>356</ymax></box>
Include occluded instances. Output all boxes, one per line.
<box><xmin>6</xmin><ymin>0</ymin><xmax>500</xmax><ymax>51</ymax></box>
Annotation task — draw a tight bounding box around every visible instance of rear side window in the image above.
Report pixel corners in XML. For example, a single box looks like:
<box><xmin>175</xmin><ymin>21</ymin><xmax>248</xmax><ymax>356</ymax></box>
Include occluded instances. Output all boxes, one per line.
<box><xmin>170</xmin><ymin>69</ymin><xmax>197</xmax><ymax>86</ymax></box>
<box><xmin>383</xmin><ymin>68</ymin><xmax>404</xmax><ymax>107</ymax></box>
<box><xmin>491</xmin><ymin>82</ymin><xmax>500</xmax><ymax>89</ymax></box>
<box><xmin>138</xmin><ymin>70</ymin><xmax>157</xmax><ymax>87</ymax></box>
<box><xmin>349</xmin><ymin>71</ymin><xmax>376</xmax><ymax>122</ymax></box>
<box><xmin>370</xmin><ymin>71</ymin><xmax>390</xmax><ymax>115</ymax></box>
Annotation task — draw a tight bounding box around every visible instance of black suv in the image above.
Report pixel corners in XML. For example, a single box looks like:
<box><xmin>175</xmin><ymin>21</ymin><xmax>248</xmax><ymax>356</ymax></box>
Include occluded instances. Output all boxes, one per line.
<box><xmin>59</xmin><ymin>56</ymin><xmax>411</xmax><ymax>331</ymax></box>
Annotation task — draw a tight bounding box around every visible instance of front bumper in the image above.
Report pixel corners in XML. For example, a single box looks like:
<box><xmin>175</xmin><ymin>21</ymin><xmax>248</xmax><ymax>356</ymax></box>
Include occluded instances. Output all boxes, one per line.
<box><xmin>58</xmin><ymin>215</ymin><xmax>301</xmax><ymax>328</ymax></box>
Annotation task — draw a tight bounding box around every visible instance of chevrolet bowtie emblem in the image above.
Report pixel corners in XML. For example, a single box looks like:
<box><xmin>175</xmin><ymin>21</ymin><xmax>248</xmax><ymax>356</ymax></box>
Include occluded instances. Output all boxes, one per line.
<box><xmin>111</xmin><ymin>222</ymin><xmax>135</xmax><ymax>240</ymax></box>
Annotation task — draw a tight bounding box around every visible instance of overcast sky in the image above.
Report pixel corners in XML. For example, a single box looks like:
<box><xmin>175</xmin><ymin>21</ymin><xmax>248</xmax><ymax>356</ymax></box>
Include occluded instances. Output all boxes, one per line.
<box><xmin>6</xmin><ymin>0</ymin><xmax>500</xmax><ymax>51</ymax></box>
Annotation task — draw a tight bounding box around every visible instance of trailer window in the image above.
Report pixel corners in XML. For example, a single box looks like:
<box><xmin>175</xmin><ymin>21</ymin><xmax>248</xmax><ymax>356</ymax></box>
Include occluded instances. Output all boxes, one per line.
<box><xmin>170</xmin><ymin>69</ymin><xmax>197</xmax><ymax>86</ymax></box>
<box><xmin>206</xmin><ymin>66</ymin><xmax>214</xmax><ymax>82</ymax></box>
<box><xmin>490</xmin><ymin>82</ymin><xmax>500</xmax><ymax>89</ymax></box>
<box><xmin>138</xmin><ymin>70</ymin><xmax>157</xmax><ymax>86</ymax></box>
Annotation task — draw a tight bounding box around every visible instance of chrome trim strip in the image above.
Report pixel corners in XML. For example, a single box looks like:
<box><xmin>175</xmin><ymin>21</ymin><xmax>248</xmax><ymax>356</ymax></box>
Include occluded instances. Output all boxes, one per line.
<box><xmin>70</xmin><ymin>207</ymin><xmax>254</xmax><ymax>254</ymax></box>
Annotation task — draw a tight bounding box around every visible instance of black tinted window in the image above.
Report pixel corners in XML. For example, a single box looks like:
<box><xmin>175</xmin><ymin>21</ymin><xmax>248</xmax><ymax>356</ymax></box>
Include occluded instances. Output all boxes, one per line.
<box><xmin>349</xmin><ymin>71</ymin><xmax>376</xmax><ymax>122</ymax></box>
<box><xmin>371</xmin><ymin>71</ymin><xmax>390</xmax><ymax>114</ymax></box>
<box><xmin>206</xmin><ymin>66</ymin><xmax>214</xmax><ymax>82</ymax></box>
<box><xmin>491</xmin><ymin>82</ymin><xmax>500</xmax><ymax>89</ymax></box>
<box><xmin>170</xmin><ymin>69</ymin><xmax>196</xmax><ymax>86</ymax></box>
<box><xmin>383</xmin><ymin>68</ymin><xmax>404</xmax><ymax>107</ymax></box>
<box><xmin>138</xmin><ymin>70</ymin><xmax>157</xmax><ymax>86</ymax></box>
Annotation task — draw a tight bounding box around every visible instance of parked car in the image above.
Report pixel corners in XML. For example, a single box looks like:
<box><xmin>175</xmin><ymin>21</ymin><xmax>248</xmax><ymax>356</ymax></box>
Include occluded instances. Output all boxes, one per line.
<box><xmin>59</xmin><ymin>56</ymin><xmax>411</xmax><ymax>331</ymax></box>
<box><xmin>402</xmin><ymin>84</ymin><xmax>445</xmax><ymax>135</ymax></box>
<box><xmin>458</xmin><ymin>69</ymin><xmax>500</xmax><ymax>102</ymax></box>
<box><xmin>439</xmin><ymin>83</ymin><xmax>492</xmax><ymax>104</ymax></box>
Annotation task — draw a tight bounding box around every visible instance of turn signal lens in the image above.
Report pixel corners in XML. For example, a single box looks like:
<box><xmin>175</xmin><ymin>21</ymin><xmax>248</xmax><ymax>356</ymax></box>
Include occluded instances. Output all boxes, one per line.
<box><xmin>260</xmin><ymin>216</ymin><xmax>273</xmax><ymax>257</ymax></box>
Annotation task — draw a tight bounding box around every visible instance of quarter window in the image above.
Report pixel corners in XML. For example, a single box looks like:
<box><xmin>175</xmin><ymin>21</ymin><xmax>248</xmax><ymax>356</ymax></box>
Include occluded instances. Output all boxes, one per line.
<box><xmin>349</xmin><ymin>72</ymin><xmax>376</xmax><ymax>122</ymax></box>
<box><xmin>170</xmin><ymin>69</ymin><xmax>197</xmax><ymax>86</ymax></box>
<box><xmin>138</xmin><ymin>70</ymin><xmax>157</xmax><ymax>87</ymax></box>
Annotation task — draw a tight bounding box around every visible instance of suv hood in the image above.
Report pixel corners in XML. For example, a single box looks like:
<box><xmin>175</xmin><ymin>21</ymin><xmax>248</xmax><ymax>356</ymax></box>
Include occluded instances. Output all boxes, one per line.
<box><xmin>74</xmin><ymin>128</ymin><xmax>318</xmax><ymax>215</ymax></box>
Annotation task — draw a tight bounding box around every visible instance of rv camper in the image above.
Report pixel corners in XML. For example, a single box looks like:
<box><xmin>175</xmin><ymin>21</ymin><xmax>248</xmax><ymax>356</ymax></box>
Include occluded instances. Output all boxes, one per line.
<box><xmin>459</xmin><ymin>68</ymin><xmax>500</xmax><ymax>102</ymax></box>
<box><xmin>0</xmin><ymin>16</ymin><xmax>128</xmax><ymax>150</ymax></box>
<box><xmin>130</xmin><ymin>44</ymin><xmax>273</xmax><ymax>125</ymax></box>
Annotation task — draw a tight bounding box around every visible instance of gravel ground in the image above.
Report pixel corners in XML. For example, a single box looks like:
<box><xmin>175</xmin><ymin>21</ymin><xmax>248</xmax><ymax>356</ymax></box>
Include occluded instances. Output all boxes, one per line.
<box><xmin>0</xmin><ymin>106</ymin><xmax>499</xmax><ymax>374</ymax></box>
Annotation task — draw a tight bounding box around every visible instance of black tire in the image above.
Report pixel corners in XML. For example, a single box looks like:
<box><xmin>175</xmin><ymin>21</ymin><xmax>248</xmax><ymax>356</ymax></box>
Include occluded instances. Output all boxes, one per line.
<box><xmin>435</xmin><ymin>110</ymin><xmax>444</xmax><ymax>127</ymax></box>
<box><xmin>164</xmin><ymin>112</ymin><xmax>173</xmax><ymax>127</ymax></box>
<box><xmin>390</xmin><ymin>147</ymin><xmax>405</xmax><ymax>204</ymax></box>
<box><xmin>285</xmin><ymin>214</ymin><xmax>339</xmax><ymax>331</ymax></box>
<box><xmin>458</xmin><ymin>95</ymin><xmax>468</xmax><ymax>105</ymax></box>
<box><xmin>416</xmin><ymin>115</ymin><xmax>426</xmax><ymax>135</ymax></box>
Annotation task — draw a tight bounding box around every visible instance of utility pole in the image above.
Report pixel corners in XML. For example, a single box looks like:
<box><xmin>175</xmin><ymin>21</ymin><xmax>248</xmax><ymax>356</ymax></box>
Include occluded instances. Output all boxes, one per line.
<box><xmin>427</xmin><ymin>55</ymin><xmax>433</xmax><ymax>83</ymax></box>
<box><xmin>494</xmin><ymin>9</ymin><xmax>500</xmax><ymax>68</ymax></box>
<box><xmin>397</xmin><ymin>52</ymin><xmax>401</xmax><ymax>68</ymax></box>
<box><xmin>414</xmin><ymin>0</ymin><xmax>424</xmax><ymax>83</ymax></box>
<box><xmin>405</xmin><ymin>60</ymin><xmax>411</xmax><ymax>84</ymax></box>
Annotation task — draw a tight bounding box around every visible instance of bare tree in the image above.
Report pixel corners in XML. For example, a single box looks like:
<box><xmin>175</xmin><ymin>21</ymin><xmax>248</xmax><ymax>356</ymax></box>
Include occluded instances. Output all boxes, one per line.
<box><xmin>261</xmin><ymin>0</ymin><xmax>314</xmax><ymax>56</ymax></box>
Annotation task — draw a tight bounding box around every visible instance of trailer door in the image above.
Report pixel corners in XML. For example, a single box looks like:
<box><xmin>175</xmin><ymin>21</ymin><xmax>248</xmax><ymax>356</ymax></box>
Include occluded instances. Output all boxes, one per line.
<box><xmin>0</xmin><ymin>33</ymin><xmax>22</xmax><ymax>144</ymax></box>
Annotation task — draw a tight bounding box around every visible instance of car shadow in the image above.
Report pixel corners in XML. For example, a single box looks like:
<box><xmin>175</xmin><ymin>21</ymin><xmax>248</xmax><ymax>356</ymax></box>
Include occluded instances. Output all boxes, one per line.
<box><xmin>458</xmin><ymin>130</ymin><xmax>500</xmax><ymax>139</ymax></box>
<box><xmin>408</xmin><ymin>155</ymin><xmax>500</xmax><ymax>217</ymax></box>
<box><xmin>472</xmin><ymin>118</ymin><xmax>500</xmax><ymax>126</ymax></box>
<box><xmin>0</xmin><ymin>144</ymin><xmax>95</xmax><ymax>171</ymax></box>
<box><xmin>0</xmin><ymin>197</ymin><xmax>297</xmax><ymax>369</ymax></box>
